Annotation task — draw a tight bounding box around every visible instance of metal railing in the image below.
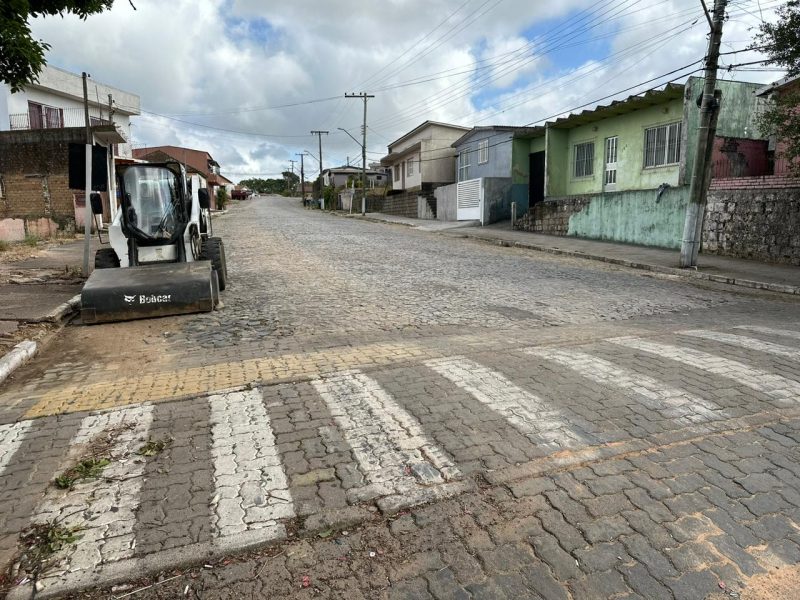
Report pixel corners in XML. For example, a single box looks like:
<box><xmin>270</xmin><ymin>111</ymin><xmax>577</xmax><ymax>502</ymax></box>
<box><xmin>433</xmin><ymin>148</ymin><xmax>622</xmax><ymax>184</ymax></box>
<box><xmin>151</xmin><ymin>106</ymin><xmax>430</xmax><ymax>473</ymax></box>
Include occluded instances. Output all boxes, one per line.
<box><xmin>9</xmin><ymin>107</ymin><xmax>112</xmax><ymax>131</ymax></box>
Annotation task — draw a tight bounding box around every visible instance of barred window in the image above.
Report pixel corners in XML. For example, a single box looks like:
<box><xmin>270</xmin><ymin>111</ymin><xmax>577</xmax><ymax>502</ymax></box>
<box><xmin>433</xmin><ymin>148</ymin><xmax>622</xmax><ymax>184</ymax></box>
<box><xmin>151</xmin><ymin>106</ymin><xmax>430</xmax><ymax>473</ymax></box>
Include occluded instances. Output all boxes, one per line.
<box><xmin>478</xmin><ymin>139</ymin><xmax>489</xmax><ymax>164</ymax></box>
<box><xmin>574</xmin><ymin>142</ymin><xmax>594</xmax><ymax>178</ymax></box>
<box><xmin>644</xmin><ymin>122</ymin><xmax>681</xmax><ymax>167</ymax></box>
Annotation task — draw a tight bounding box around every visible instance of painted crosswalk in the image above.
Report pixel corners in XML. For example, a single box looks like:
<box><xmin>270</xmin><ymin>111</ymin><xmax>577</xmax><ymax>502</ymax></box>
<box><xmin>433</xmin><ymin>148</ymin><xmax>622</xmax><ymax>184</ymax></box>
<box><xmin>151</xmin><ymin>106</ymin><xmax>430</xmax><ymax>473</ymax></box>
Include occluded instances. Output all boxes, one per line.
<box><xmin>610</xmin><ymin>336</ymin><xmax>800</xmax><ymax>404</ymax></box>
<box><xmin>425</xmin><ymin>356</ymin><xmax>593</xmax><ymax>449</ymax></box>
<box><xmin>681</xmin><ymin>329</ymin><xmax>800</xmax><ymax>360</ymax></box>
<box><xmin>2</xmin><ymin>324</ymin><xmax>800</xmax><ymax>596</ymax></box>
<box><xmin>526</xmin><ymin>347</ymin><xmax>723</xmax><ymax>424</ymax></box>
<box><xmin>27</xmin><ymin>405</ymin><xmax>154</xmax><ymax>587</ymax></box>
<box><xmin>734</xmin><ymin>325</ymin><xmax>800</xmax><ymax>341</ymax></box>
<box><xmin>0</xmin><ymin>420</ymin><xmax>33</xmax><ymax>475</ymax></box>
<box><xmin>311</xmin><ymin>369</ymin><xmax>462</xmax><ymax>508</ymax></box>
<box><xmin>208</xmin><ymin>390</ymin><xmax>294</xmax><ymax>549</ymax></box>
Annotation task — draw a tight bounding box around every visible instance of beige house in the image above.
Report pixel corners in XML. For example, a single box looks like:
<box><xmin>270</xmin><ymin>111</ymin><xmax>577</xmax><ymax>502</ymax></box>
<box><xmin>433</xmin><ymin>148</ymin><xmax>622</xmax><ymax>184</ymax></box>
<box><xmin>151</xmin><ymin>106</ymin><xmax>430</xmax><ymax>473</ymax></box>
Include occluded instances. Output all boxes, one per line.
<box><xmin>380</xmin><ymin>121</ymin><xmax>470</xmax><ymax>192</ymax></box>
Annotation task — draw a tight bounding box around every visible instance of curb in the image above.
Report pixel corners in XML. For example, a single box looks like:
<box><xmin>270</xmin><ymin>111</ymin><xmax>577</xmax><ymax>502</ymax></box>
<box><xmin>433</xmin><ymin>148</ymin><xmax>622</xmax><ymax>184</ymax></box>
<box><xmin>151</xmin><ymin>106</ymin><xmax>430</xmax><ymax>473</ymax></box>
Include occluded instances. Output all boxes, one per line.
<box><xmin>0</xmin><ymin>340</ymin><xmax>38</xmax><ymax>386</ymax></box>
<box><xmin>454</xmin><ymin>233</ymin><xmax>800</xmax><ymax>296</ymax></box>
<box><xmin>27</xmin><ymin>294</ymin><xmax>82</xmax><ymax>324</ymax></box>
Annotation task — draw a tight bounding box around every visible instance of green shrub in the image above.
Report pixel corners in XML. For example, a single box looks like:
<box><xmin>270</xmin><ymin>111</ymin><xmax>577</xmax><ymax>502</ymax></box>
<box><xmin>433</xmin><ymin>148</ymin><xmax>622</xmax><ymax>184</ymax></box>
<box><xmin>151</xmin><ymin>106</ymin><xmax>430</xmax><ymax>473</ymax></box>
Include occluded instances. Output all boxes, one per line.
<box><xmin>0</xmin><ymin>240</ymin><xmax>9</xmax><ymax>252</ymax></box>
<box><xmin>24</xmin><ymin>234</ymin><xmax>39</xmax><ymax>247</ymax></box>
<box><xmin>216</xmin><ymin>188</ymin><xmax>228</xmax><ymax>210</ymax></box>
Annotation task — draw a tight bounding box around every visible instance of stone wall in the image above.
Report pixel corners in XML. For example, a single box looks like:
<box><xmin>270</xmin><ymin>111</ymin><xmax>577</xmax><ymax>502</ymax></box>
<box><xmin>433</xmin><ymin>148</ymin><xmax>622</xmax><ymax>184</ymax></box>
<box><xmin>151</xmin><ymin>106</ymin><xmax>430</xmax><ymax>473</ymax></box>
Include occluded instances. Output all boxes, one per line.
<box><xmin>514</xmin><ymin>197</ymin><xmax>590</xmax><ymax>235</ymax></box>
<box><xmin>0</xmin><ymin>127</ymin><xmax>85</xmax><ymax>240</ymax></box>
<box><xmin>703</xmin><ymin>176</ymin><xmax>800</xmax><ymax>265</ymax></box>
<box><xmin>383</xmin><ymin>191</ymin><xmax>418</xmax><ymax>218</ymax></box>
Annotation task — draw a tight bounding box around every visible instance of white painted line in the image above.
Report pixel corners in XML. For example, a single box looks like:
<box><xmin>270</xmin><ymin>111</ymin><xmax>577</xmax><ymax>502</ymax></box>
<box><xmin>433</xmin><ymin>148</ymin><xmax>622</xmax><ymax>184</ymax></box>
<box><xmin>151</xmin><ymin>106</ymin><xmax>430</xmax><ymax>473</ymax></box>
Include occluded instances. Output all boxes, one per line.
<box><xmin>311</xmin><ymin>370</ymin><xmax>461</xmax><ymax>505</ymax></box>
<box><xmin>609</xmin><ymin>337</ymin><xmax>800</xmax><ymax>404</ymax></box>
<box><xmin>0</xmin><ymin>419</ymin><xmax>34</xmax><ymax>475</ymax></box>
<box><xmin>29</xmin><ymin>405</ymin><xmax>154</xmax><ymax>588</ymax></box>
<box><xmin>0</xmin><ymin>340</ymin><xmax>37</xmax><ymax>385</ymax></box>
<box><xmin>681</xmin><ymin>329</ymin><xmax>800</xmax><ymax>360</ymax></box>
<box><xmin>734</xmin><ymin>325</ymin><xmax>800</xmax><ymax>342</ymax></box>
<box><xmin>209</xmin><ymin>389</ymin><xmax>293</xmax><ymax>548</ymax></box>
<box><xmin>425</xmin><ymin>356</ymin><xmax>591</xmax><ymax>448</ymax></box>
<box><xmin>526</xmin><ymin>347</ymin><xmax>721</xmax><ymax>424</ymax></box>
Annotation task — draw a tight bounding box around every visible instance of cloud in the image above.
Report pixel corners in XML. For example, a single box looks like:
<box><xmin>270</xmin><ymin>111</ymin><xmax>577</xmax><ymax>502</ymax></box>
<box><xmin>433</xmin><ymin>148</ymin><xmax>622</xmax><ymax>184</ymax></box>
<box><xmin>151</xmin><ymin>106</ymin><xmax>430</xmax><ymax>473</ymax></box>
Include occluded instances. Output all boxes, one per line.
<box><xmin>28</xmin><ymin>0</ymin><xmax>783</xmax><ymax>182</ymax></box>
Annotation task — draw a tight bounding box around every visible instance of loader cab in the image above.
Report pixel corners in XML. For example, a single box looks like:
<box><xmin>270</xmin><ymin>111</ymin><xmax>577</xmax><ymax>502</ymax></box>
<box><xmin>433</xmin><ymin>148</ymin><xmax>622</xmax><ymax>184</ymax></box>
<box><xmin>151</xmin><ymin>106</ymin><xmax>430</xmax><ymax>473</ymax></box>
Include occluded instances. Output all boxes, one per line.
<box><xmin>117</xmin><ymin>163</ymin><xmax>189</xmax><ymax>265</ymax></box>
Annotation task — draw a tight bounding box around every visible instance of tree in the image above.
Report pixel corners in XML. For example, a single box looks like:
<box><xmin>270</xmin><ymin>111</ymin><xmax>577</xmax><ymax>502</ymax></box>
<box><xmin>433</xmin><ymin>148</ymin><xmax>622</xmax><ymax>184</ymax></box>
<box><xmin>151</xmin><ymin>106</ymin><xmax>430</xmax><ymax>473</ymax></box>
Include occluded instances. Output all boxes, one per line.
<box><xmin>1</xmin><ymin>1</ymin><xmax>117</xmax><ymax>93</ymax></box>
<box><xmin>751</xmin><ymin>1</ymin><xmax>800</xmax><ymax>173</ymax></box>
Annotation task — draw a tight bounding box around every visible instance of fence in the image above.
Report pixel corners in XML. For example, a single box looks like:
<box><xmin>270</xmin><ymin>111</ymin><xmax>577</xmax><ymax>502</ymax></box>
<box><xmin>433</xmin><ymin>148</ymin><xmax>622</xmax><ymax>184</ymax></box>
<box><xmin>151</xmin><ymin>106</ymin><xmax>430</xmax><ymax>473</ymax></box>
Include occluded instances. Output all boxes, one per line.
<box><xmin>9</xmin><ymin>108</ymin><xmax>112</xmax><ymax>131</ymax></box>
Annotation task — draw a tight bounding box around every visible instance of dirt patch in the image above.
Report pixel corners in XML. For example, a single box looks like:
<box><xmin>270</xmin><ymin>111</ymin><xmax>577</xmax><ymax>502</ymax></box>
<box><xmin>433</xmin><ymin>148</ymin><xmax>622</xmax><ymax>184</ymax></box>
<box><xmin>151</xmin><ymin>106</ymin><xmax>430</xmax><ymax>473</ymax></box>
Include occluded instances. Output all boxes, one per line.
<box><xmin>736</xmin><ymin>564</ymin><xmax>800</xmax><ymax>600</ymax></box>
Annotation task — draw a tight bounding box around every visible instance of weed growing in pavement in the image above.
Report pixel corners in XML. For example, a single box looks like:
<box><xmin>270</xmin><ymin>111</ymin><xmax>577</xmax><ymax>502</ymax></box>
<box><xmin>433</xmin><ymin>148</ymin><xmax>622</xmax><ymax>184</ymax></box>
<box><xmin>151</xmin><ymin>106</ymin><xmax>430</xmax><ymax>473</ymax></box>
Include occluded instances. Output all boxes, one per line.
<box><xmin>54</xmin><ymin>457</ymin><xmax>111</xmax><ymax>489</ymax></box>
<box><xmin>16</xmin><ymin>522</ymin><xmax>83</xmax><ymax>579</ymax></box>
<box><xmin>136</xmin><ymin>436</ymin><xmax>173</xmax><ymax>456</ymax></box>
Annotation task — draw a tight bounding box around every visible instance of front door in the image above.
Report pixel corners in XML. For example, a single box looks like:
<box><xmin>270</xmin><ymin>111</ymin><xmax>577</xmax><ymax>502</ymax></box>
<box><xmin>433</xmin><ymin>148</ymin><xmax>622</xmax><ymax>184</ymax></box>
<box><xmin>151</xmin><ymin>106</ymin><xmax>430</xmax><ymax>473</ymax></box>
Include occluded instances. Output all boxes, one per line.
<box><xmin>529</xmin><ymin>151</ymin><xmax>545</xmax><ymax>206</ymax></box>
<box><xmin>604</xmin><ymin>136</ymin><xmax>618</xmax><ymax>192</ymax></box>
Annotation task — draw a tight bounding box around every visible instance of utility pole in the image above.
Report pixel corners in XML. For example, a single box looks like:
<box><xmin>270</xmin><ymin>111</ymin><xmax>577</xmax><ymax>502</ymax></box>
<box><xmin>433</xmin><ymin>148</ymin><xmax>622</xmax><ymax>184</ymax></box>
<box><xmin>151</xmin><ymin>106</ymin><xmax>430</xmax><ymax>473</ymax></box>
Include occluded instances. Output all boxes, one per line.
<box><xmin>679</xmin><ymin>0</ymin><xmax>727</xmax><ymax>268</ymax></box>
<box><xmin>345</xmin><ymin>93</ymin><xmax>375</xmax><ymax>215</ymax></box>
<box><xmin>296</xmin><ymin>152</ymin><xmax>307</xmax><ymax>203</ymax></box>
<box><xmin>82</xmin><ymin>72</ymin><xmax>92</xmax><ymax>276</ymax></box>
<box><xmin>289</xmin><ymin>159</ymin><xmax>297</xmax><ymax>195</ymax></box>
<box><xmin>310</xmin><ymin>130</ymin><xmax>328</xmax><ymax>206</ymax></box>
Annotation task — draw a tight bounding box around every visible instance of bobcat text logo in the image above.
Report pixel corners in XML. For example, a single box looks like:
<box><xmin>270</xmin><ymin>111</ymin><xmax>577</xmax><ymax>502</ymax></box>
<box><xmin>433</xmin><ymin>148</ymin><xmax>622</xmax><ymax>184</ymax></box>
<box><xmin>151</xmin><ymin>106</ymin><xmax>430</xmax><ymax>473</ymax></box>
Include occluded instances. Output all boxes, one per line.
<box><xmin>122</xmin><ymin>294</ymin><xmax>172</xmax><ymax>304</ymax></box>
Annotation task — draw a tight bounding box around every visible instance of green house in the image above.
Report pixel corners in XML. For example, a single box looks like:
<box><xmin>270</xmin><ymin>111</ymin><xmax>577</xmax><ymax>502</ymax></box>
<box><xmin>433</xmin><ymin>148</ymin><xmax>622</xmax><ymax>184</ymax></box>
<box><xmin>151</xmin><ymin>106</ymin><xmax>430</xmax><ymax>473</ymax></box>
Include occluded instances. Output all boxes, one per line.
<box><xmin>511</xmin><ymin>77</ymin><xmax>764</xmax><ymax>248</ymax></box>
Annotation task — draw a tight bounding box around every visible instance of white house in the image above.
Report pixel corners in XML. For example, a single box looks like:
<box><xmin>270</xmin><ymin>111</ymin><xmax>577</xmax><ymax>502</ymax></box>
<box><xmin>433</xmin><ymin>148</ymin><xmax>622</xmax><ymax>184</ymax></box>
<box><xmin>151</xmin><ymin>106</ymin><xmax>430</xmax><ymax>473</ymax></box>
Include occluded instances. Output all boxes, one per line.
<box><xmin>0</xmin><ymin>65</ymin><xmax>140</xmax><ymax>158</ymax></box>
<box><xmin>322</xmin><ymin>165</ymin><xmax>389</xmax><ymax>188</ymax></box>
<box><xmin>380</xmin><ymin>121</ymin><xmax>470</xmax><ymax>192</ymax></box>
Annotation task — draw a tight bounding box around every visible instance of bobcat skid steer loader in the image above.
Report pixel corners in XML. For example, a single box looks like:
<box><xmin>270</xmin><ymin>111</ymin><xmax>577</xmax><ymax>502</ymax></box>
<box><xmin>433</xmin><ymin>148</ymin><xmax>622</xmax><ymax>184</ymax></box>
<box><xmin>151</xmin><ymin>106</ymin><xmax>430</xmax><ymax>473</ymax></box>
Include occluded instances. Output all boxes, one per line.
<box><xmin>80</xmin><ymin>161</ymin><xmax>228</xmax><ymax>324</ymax></box>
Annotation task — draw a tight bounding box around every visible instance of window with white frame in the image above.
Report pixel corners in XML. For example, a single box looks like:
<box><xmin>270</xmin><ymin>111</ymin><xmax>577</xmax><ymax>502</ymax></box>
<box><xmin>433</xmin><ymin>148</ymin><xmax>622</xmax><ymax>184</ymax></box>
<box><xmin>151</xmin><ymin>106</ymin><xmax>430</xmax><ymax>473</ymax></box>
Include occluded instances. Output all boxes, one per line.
<box><xmin>406</xmin><ymin>156</ymin><xmax>415</xmax><ymax>177</ymax></box>
<box><xmin>644</xmin><ymin>122</ymin><xmax>681</xmax><ymax>168</ymax></box>
<box><xmin>458</xmin><ymin>149</ymin><xmax>471</xmax><ymax>181</ymax></box>
<box><xmin>573</xmin><ymin>142</ymin><xmax>594</xmax><ymax>178</ymax></box>
<box><xmin>478</xmin><ymin>139</ymin><xmax>489</xmax><ymax>164</ymax></box>
<box><xmin>394</xmin><ymin>165</ymin><xmax>401</xmax><ymax>181</ymax></box>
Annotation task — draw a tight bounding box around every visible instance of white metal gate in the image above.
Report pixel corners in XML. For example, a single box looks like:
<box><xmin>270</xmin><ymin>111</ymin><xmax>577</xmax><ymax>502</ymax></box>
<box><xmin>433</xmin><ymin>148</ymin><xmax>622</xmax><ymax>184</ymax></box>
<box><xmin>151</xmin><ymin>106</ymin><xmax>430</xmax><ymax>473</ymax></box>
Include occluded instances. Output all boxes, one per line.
<box><xmin>457</xmin><ymin>178</ymin><xmax>483</xmax><ymax>221</ymax></box>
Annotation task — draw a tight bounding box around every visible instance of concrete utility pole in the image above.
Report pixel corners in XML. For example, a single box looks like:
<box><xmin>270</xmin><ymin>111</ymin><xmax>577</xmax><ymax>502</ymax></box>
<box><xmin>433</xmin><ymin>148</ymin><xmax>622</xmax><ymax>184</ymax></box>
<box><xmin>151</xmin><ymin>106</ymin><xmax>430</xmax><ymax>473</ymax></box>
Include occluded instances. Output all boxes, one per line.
<box><xmin>289</xmin><ymin>159</ymin><xmax>297</xmax><ymax>194</ymax></box>
<box><xmin>82</xmin><ymin>72</ymin><xmax>93</xmax><ymax>276</ymax></box>
<box><xmin>310</xmin><ymin>130</ymin><xmax>328</xmax><ymax>204</ymax></box>
<box><xmin>345</xmin><ymin>93</ymin><xmax>375</xmax><ymax>215</ymax></box>
<box><xmin>679</xmin><ymin>0</ymin><xmax>727</xmax><ymax>268</ymax></box>
<box><xmin>107</xmin><ymin>93</ymin><xmax>117</xmax><ymax>219</ymax></box>
<box><xmin>296</xmin><ymin>152</ymin><xmax>307</xmax><ymax>202</ymax></box>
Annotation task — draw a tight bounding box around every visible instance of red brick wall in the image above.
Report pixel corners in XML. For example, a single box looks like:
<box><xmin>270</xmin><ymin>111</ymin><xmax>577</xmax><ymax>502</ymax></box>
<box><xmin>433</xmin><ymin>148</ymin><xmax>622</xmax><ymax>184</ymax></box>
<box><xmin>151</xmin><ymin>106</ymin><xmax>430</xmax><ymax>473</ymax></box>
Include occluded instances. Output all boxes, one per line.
<box><xmin>711</xmin><ymin>137</ymin><xmax>770</xmax><ymax>178</ymax></box>
<box><xmin>710</xmin><ymin>175</ymin><xmax>800</xmax><ymax>190</ymax></box>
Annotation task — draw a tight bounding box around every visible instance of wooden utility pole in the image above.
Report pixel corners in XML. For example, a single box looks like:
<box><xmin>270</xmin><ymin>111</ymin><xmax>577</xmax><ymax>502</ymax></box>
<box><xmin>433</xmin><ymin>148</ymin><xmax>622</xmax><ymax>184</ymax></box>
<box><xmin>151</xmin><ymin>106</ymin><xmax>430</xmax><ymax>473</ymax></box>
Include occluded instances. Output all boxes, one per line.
<box><xmin>345</xmin><ymin>93</ymin><xmax>375</xmax><ymax>215</ymax></box>
<box><xmin>679</xmin><ymin>0</ymin><xmax>727</xmax><ymax>267</ymax></box>
<box><xmin>82</xmin><ymin>72</ymin><xmax>92</xmax><ymax>276</ymax></box>
<box><xmin>310</xmin><ymin>130</ymin><xmax>328</xmax><ymax>206</ymax></box>
<box><xmin>296</xmin><ymin>152</ymin><xmax>307</xmax><ymax>202</ymax></box>
<box><xmin>288</xmin><ymin>159</ymin><xmax>297</xmax><ymax>195</ymax></box>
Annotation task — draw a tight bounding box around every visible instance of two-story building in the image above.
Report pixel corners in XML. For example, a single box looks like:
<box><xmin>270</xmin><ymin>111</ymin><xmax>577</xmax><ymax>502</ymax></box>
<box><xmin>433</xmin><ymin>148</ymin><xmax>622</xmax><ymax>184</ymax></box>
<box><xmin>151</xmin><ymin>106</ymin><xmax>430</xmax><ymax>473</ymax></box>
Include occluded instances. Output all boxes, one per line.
<box><xmin>512</xmin><ymin>76</ymin><xmax>765</xmax><ymax>248</ymax></box>
<box><xmin>379</xmin><ymin>121</ymin><xmax>469</xmax><ymax>218</ymax></box>
<box><xmin>0</xmin><ymin>66</ymin><xmax>140</xmax><ymax>241</ymax></box>
<box><xmin>322</xmin><ymin>165</ymin><xmax>389</xmax><ymax>189</ymax></box>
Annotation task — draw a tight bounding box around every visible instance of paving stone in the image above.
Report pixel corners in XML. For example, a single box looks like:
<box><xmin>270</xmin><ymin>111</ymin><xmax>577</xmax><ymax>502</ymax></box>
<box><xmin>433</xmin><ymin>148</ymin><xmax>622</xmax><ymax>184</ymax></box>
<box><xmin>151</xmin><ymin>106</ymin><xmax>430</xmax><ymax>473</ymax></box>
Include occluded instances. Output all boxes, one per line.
<box><xmin>580</xmin><ymin>516</ymin><xmax>633</xmax><ymax>544</ymax></box>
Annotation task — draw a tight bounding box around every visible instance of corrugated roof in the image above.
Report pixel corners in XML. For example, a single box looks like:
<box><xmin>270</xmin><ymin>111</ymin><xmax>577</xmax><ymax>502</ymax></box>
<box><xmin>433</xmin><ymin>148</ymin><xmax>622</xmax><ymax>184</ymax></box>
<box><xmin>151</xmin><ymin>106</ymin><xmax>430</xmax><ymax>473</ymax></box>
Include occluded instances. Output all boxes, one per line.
<box><xmin>451</xmin><ymin>125</ymin><xmax>543</xmax><ymax>147</ymax></box>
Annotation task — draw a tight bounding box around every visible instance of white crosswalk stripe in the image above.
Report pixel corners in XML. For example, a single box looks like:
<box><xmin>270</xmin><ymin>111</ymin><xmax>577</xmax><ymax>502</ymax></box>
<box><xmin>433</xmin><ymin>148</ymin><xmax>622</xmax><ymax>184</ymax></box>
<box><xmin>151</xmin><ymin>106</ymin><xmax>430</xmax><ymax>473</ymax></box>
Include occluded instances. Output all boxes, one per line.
<box><xmin>609</xmin><ymin>337</ymin><xmax>800</xmax><ymax>404</ymax></box>
<box><xmin>208</xmin><ymin>389</ymin><xmax>294</xmax><ymax>548</ymax></box>
<box><xmin>526</xmin><ymin>347</ymin><xmax>723</xmax><ymax>423</ymax></box>
<box><xmin>426</xmin><ymin>356</ymin><xmax>592</xmax><ymax>448</ymax></box>
<box><xmin>28</xmin><ymin>405</ymin><xmax>154</xmax><ymax>587</ymax></box>
<box><xmin>0</xmin><ymin>420</ymin><xmax>34</xmax><ymax>475</ymax></box>
<box><xmin>312</xmin><ymin>369</ymin><xmax>462</xmax><ymax>508</ymax></box>
<box><xmin>734</xmin><ymin>325</ymin><xmax>800</xmax><ymax>342</ymax></box>
<box><xmin>681</xmin><ymin>329</ymin><xmax>800</xmax><ymax>360</ymax></box>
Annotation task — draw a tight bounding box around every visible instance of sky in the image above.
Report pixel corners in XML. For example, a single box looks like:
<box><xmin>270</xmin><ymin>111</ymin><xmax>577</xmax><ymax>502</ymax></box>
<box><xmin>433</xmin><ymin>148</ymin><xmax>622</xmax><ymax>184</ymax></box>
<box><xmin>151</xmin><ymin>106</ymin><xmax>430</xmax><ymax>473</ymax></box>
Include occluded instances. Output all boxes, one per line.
<box><xmin>28</xmin><ymin>0</ymin><xmax>787</xmax><ymax>183</ymax></box>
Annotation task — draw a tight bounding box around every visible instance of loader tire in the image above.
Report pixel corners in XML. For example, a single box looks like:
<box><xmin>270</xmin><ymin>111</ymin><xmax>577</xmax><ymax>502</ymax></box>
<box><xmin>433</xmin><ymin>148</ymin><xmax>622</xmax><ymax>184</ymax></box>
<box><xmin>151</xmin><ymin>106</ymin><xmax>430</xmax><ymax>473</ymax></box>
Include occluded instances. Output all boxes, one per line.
<box><xmin>201</xmin><ymin>237</ymin><xmax>228</xmax><ymax>291</ymax></box>
<box><xmin>94</xmin><ymin>248</ymin><xmax>120</xmax><ymax>269</ymax></box>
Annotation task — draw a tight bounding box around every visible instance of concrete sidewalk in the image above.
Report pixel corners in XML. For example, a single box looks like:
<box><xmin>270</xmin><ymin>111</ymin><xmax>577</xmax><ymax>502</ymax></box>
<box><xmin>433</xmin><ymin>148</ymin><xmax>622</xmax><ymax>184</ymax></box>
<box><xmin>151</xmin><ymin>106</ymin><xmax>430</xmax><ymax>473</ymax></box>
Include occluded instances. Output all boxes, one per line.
<box><xmin>345</xmin><ymin>213</ymin><xmax>800</xmax><ymax>295</ymax></box>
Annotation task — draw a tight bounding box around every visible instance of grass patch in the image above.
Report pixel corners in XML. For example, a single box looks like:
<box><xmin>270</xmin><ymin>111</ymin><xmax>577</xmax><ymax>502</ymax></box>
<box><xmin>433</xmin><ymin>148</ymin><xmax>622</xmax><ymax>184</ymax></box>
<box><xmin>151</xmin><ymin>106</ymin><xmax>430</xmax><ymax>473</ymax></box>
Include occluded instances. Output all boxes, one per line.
<box><xmin>17</xmin><ymin>522</ymin><xmax>83</xmax><ymax>579</ymax></box>
<box><xmin>136</xmin><ymin>436</ymin><xmax>172</xmax><ymax>456</ymax></box>
<box><xmin>23</xmin><ymin>235</ymin><xmax>39</xmax><ymax>247</ymax></box>
<box><xmin>0</xmin><ymin>240</ymin><xmax>9</xmax><ymax>252</ymax></box>
<box><xmin>54</xmin><ymin>457</ymin><xmax>111</xmax><ymax>489</ymax></box>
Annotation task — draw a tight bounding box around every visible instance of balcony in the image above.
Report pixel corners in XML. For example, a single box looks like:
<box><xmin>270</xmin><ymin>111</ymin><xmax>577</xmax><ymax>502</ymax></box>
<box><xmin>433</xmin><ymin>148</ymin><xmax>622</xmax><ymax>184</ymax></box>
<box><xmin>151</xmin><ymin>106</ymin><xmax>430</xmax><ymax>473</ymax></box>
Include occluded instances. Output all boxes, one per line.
<box><xmin>9</xmin><ymin>107</ymin><xmax>112</xmax><ymax>131</ymax></box>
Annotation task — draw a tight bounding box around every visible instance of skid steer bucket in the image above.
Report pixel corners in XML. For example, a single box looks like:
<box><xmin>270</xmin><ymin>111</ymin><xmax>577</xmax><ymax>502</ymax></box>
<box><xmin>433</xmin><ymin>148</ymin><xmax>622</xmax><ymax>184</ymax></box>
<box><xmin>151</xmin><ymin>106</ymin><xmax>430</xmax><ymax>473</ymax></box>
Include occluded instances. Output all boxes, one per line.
<box><xmin>81</xmin><ymin>261</ymin><xmax>218</xmax><ymax>324</ymax></box>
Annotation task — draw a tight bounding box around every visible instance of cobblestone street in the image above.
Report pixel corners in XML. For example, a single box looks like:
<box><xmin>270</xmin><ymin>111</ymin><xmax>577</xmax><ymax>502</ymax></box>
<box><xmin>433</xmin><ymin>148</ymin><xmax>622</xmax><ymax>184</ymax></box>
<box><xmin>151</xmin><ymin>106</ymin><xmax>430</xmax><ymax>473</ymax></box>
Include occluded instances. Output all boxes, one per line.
<box><xmin>1</xmin><ymin>196</ymin><xmax>800</xmax><ymax>599</ymax></box>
